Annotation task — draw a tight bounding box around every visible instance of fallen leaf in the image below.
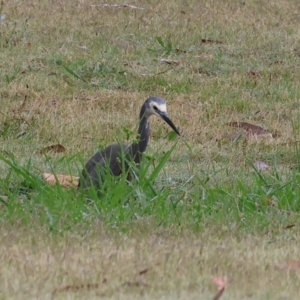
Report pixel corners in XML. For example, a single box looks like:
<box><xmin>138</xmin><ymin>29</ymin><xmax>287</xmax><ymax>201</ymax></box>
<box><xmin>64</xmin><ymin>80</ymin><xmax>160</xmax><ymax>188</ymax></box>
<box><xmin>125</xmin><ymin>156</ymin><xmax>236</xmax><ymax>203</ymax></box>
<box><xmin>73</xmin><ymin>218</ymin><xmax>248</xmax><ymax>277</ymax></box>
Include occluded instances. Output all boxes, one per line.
<box><xmin>254</xmin><ymin>160</ymin><xmax>270</xmax><ymax>171</ymax></box>
<box><xmin>212</xmin><ymin>276</ymin><xmax>227</xmax><ymax>291</ymax></box>
<box><xmin>285</xmin><ymin>224</ymin><xmax>295</xmax><ymax>229</ymax></box>
<box><xmin>42</xmin><ymin>173</ymin><xmax>79</xmax><ymax>187</ymax></box>
<box><xmin>212</xmin><ymin>276</ymin><xmax>227</xmax><ymax>300</ymax></box>
<box><xmin>226</xmin><ymin>122</ymin><xmax>272</xmax><ymax>137</ymax></box>
<box><xmin>39</xmin><ymin>144</ymin><xmax>66</xmax><ymax>154</ymax></box>
<box><xmin>275</xmin><ymin>260</ymin><xmax>300</xmax><ymax>271</ymax></box>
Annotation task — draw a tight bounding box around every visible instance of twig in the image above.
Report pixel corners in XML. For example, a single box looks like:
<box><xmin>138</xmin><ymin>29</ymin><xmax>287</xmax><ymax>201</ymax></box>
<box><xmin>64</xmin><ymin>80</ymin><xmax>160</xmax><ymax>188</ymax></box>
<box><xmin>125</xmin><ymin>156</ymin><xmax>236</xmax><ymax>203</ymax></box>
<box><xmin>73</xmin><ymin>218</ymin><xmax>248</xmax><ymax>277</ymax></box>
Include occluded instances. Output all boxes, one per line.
<box><xmin>213</xmin><ymin>287</ymin><xmax>225</xmax><ymax>300</ymax></box>
<box><xmin>91</xmin><ymin>4</ymin><xmax>144</xmax><ymax>10</ymax></box>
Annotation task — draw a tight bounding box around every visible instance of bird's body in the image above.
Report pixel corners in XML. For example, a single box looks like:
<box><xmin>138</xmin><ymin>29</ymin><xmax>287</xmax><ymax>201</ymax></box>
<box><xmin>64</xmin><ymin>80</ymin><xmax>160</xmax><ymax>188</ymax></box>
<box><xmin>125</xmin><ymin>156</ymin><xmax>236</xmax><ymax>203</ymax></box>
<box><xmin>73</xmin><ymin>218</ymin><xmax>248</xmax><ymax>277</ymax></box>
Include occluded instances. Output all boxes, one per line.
<box><xmin>79</xmin><ymin>97</ymin><xmax>180</xmax><ymax>190</ymax></box>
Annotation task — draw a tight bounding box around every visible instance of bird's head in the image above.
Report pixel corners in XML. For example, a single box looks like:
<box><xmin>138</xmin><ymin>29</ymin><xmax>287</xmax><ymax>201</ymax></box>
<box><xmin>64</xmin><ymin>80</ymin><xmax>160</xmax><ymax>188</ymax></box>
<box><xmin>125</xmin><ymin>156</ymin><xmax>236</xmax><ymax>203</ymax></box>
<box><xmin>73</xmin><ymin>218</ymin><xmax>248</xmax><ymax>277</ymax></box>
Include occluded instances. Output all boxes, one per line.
<box><xmin>144</xmin><ymin>97</ymin><xmax>180</xmax><ymax>136</ymax></box>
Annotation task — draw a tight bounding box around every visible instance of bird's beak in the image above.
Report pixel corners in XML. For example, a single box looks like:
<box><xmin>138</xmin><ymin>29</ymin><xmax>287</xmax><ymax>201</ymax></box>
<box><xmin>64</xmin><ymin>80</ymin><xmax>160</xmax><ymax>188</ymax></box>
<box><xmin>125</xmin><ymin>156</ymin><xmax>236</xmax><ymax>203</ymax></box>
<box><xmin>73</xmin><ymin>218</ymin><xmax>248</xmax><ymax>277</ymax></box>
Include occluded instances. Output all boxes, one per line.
<box><xmin>159</xmin><ymin>112</ymin><xmax>180</xmax><ymax>136</ymax></box>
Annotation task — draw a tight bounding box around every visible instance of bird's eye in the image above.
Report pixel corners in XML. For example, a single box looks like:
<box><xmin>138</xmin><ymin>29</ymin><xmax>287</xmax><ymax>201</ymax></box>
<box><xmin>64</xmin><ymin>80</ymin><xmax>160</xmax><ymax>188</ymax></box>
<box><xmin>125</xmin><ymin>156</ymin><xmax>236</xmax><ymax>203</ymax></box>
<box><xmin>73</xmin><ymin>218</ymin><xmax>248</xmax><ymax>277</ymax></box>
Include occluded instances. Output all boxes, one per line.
<box><xmin>153</xmin><ymin>105</ymin><xmax>158</xmax><ymax>111</ymax></box>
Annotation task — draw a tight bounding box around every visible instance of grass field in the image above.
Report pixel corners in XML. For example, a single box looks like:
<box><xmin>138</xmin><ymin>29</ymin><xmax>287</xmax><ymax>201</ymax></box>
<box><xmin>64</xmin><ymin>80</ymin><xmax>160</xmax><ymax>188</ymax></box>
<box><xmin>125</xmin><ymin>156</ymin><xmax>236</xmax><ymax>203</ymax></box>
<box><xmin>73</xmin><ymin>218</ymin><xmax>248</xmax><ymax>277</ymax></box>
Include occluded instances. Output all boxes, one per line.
<box><xmin>1</xmin><ymin>0</ymin><xmax>300</xmax><ymax>299</ymax></box>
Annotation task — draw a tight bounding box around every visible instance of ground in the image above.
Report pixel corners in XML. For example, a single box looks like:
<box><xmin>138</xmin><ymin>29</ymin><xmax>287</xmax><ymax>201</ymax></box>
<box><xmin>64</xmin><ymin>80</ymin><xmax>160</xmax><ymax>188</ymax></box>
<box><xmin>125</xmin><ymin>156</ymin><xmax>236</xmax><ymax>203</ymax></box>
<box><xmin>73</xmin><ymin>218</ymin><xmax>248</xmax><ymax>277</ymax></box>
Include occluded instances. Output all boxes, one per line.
<box><xmin>0</xmin><ymin>0</ymin><xmax>300</xmax><ymax>299</ymax></box>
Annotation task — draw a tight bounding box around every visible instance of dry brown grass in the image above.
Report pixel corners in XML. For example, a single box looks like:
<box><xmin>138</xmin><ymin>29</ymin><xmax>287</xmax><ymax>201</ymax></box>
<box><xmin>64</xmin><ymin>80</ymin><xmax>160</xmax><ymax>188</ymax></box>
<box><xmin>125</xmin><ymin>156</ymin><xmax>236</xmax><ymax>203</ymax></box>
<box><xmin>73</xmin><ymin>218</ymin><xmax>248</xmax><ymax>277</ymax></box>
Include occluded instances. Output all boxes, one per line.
<box><xmin>1</xmin><ymin>0</ymin><xmax>300</xmax><ymax>298</ymax></box>
<box><xmin>1</xmin><ymin>223</ymin><xmax>300</xmax><ymax>299</ymax></box>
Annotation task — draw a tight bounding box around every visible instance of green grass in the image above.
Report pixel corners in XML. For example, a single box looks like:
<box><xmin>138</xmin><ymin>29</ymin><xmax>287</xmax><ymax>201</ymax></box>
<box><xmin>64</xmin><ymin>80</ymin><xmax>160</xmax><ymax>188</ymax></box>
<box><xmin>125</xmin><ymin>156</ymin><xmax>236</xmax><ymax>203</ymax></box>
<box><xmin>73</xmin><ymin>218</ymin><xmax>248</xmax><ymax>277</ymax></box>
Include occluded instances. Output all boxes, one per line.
<box><xmin>1</xmin><ymin>0</ymin><xmax>300</xmax><ymax>298</ymax></box>
<box><xmin>1</xmin><ymin>146</ymin><xmax>299</xmax><ymax>233</ymax></box>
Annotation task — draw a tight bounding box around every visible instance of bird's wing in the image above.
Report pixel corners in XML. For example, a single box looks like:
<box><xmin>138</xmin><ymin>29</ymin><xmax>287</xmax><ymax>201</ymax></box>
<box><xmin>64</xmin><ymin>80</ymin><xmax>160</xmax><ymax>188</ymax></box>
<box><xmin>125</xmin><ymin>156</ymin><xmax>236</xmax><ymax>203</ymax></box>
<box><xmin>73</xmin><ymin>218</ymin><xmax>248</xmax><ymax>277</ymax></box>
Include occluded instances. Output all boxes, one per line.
<box><xmin>79</xmin><ymin>143</ymin><xmax>130</xmax><ymax>188</ymax></box>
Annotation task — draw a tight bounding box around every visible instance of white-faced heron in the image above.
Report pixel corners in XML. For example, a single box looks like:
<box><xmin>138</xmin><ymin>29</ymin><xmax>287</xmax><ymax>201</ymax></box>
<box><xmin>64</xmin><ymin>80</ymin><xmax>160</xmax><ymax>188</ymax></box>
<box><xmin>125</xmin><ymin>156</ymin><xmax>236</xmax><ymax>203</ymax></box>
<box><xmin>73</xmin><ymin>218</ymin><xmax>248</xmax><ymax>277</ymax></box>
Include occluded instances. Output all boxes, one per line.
<box><xmin>78</xmin><ymin>96</ymin><xmax>180</xmax><ymax>189</ymax></box>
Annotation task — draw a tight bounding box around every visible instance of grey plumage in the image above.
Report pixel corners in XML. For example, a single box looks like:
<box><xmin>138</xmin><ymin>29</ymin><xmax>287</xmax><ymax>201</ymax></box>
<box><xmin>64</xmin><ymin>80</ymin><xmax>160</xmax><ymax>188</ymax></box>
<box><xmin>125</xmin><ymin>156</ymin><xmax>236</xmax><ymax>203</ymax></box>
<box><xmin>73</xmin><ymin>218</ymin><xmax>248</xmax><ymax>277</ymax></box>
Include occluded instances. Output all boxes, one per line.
<box><xmin>78</xmin><ymin>96</ymin><xmax>180</xmax><ymax>190</ymax></box>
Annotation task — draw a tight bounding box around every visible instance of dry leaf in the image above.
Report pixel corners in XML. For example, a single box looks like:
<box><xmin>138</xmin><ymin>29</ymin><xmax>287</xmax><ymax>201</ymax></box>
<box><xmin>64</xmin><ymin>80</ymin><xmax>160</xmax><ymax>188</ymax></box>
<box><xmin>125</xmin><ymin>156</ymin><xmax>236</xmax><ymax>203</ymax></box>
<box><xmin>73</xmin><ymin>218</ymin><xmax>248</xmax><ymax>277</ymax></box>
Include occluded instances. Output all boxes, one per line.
<box><xmin>285</xmin><ymin>224</ymin><xmax>295</xmax><ymax>229</ymax></box>
<box><xmin>39</xmin><ymin>144</ymin><xmax>66</xmax><ymax>154</ymax></box>
<box><xmin>254</xmin><ymin>160</ymin><xmax>270</xmax><ymax>171</ymax></box>
<box><xmin>212</xmin><ymin>276</ymin><xmax>227</xmax><ymax>291</ymax></box>
<box><xmin>42</xmin><ymin>173</ymin><xmax>79</xmax><ymax>187</ymax></box>
<box><xmin>275</xmin><ymin>260</ymin><xmax>300</xmax><ymax>271</ymax></box>
<box><xmin>212</xmin><ymin>276</ymin><xmax>227</xmax><ymax>300</ymax></box>
<box><xmin>226</xmin><ymin>122</ymin><xmax>272</xmax><ymax>137</ymax></box>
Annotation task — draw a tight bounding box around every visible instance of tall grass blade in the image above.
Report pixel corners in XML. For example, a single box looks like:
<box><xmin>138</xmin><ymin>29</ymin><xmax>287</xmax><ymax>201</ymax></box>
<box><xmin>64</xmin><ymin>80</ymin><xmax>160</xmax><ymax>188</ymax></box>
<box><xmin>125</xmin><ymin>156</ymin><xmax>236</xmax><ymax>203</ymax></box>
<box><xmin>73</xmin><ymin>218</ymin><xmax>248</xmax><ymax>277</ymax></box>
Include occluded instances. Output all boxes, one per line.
<box><xmin>62</xmin><ymin>65</ymin><xmax>88</xmax><ymax>83</ymax></box>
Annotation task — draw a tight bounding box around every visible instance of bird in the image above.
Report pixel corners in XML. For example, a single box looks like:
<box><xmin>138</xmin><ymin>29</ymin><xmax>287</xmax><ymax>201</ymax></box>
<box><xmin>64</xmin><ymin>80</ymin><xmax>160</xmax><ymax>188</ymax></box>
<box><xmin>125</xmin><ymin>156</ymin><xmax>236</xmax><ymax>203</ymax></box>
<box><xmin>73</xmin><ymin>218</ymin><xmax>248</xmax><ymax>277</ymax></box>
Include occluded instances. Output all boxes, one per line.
<box><xmin>78</xmin><ymin>96</ymin><xmax>180</xmax><ymax>190</ymax></box>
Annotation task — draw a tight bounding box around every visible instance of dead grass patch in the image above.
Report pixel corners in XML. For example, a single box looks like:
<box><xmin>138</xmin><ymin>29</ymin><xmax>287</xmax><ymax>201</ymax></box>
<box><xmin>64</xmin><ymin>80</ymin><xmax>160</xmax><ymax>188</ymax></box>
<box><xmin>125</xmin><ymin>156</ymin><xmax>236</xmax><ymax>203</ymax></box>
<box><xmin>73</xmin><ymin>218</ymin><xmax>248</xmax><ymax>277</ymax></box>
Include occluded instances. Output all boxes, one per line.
<box><xmin>1</xmin><ymin>224</ymin><xmax>300</xmax><ymax>299</ymax></box>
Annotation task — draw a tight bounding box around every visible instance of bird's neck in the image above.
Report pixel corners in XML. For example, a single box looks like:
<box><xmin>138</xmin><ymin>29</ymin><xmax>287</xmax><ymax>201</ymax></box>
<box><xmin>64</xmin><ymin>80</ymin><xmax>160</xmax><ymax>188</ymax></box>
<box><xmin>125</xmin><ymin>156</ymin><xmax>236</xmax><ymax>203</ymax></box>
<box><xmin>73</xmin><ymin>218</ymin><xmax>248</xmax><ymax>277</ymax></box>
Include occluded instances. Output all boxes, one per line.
<box><xmin>129</xmin><ymin>105</ymin><xmax>149</xmax><ymax>164</ymax></box>
<box><xmin>136</xmin><ymin>108</ymin><xmax>149</xmax><ymax>153</ymax></box>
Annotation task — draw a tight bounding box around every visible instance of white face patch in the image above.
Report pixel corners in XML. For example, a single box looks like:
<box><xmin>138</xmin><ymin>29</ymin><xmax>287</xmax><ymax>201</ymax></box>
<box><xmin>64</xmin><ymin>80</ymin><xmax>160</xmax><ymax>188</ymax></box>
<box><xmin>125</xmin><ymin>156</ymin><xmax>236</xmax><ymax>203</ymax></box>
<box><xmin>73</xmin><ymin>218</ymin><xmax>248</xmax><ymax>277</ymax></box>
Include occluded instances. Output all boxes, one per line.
<box><xmin>155</xmin><ymin>103</ymin><xmax>167</xmax><ymax>112</ymax></box>
<box><xmin>151</xmin><ymin>102</ymin><xmax>167</xmax><ymax>115</ymax></box>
